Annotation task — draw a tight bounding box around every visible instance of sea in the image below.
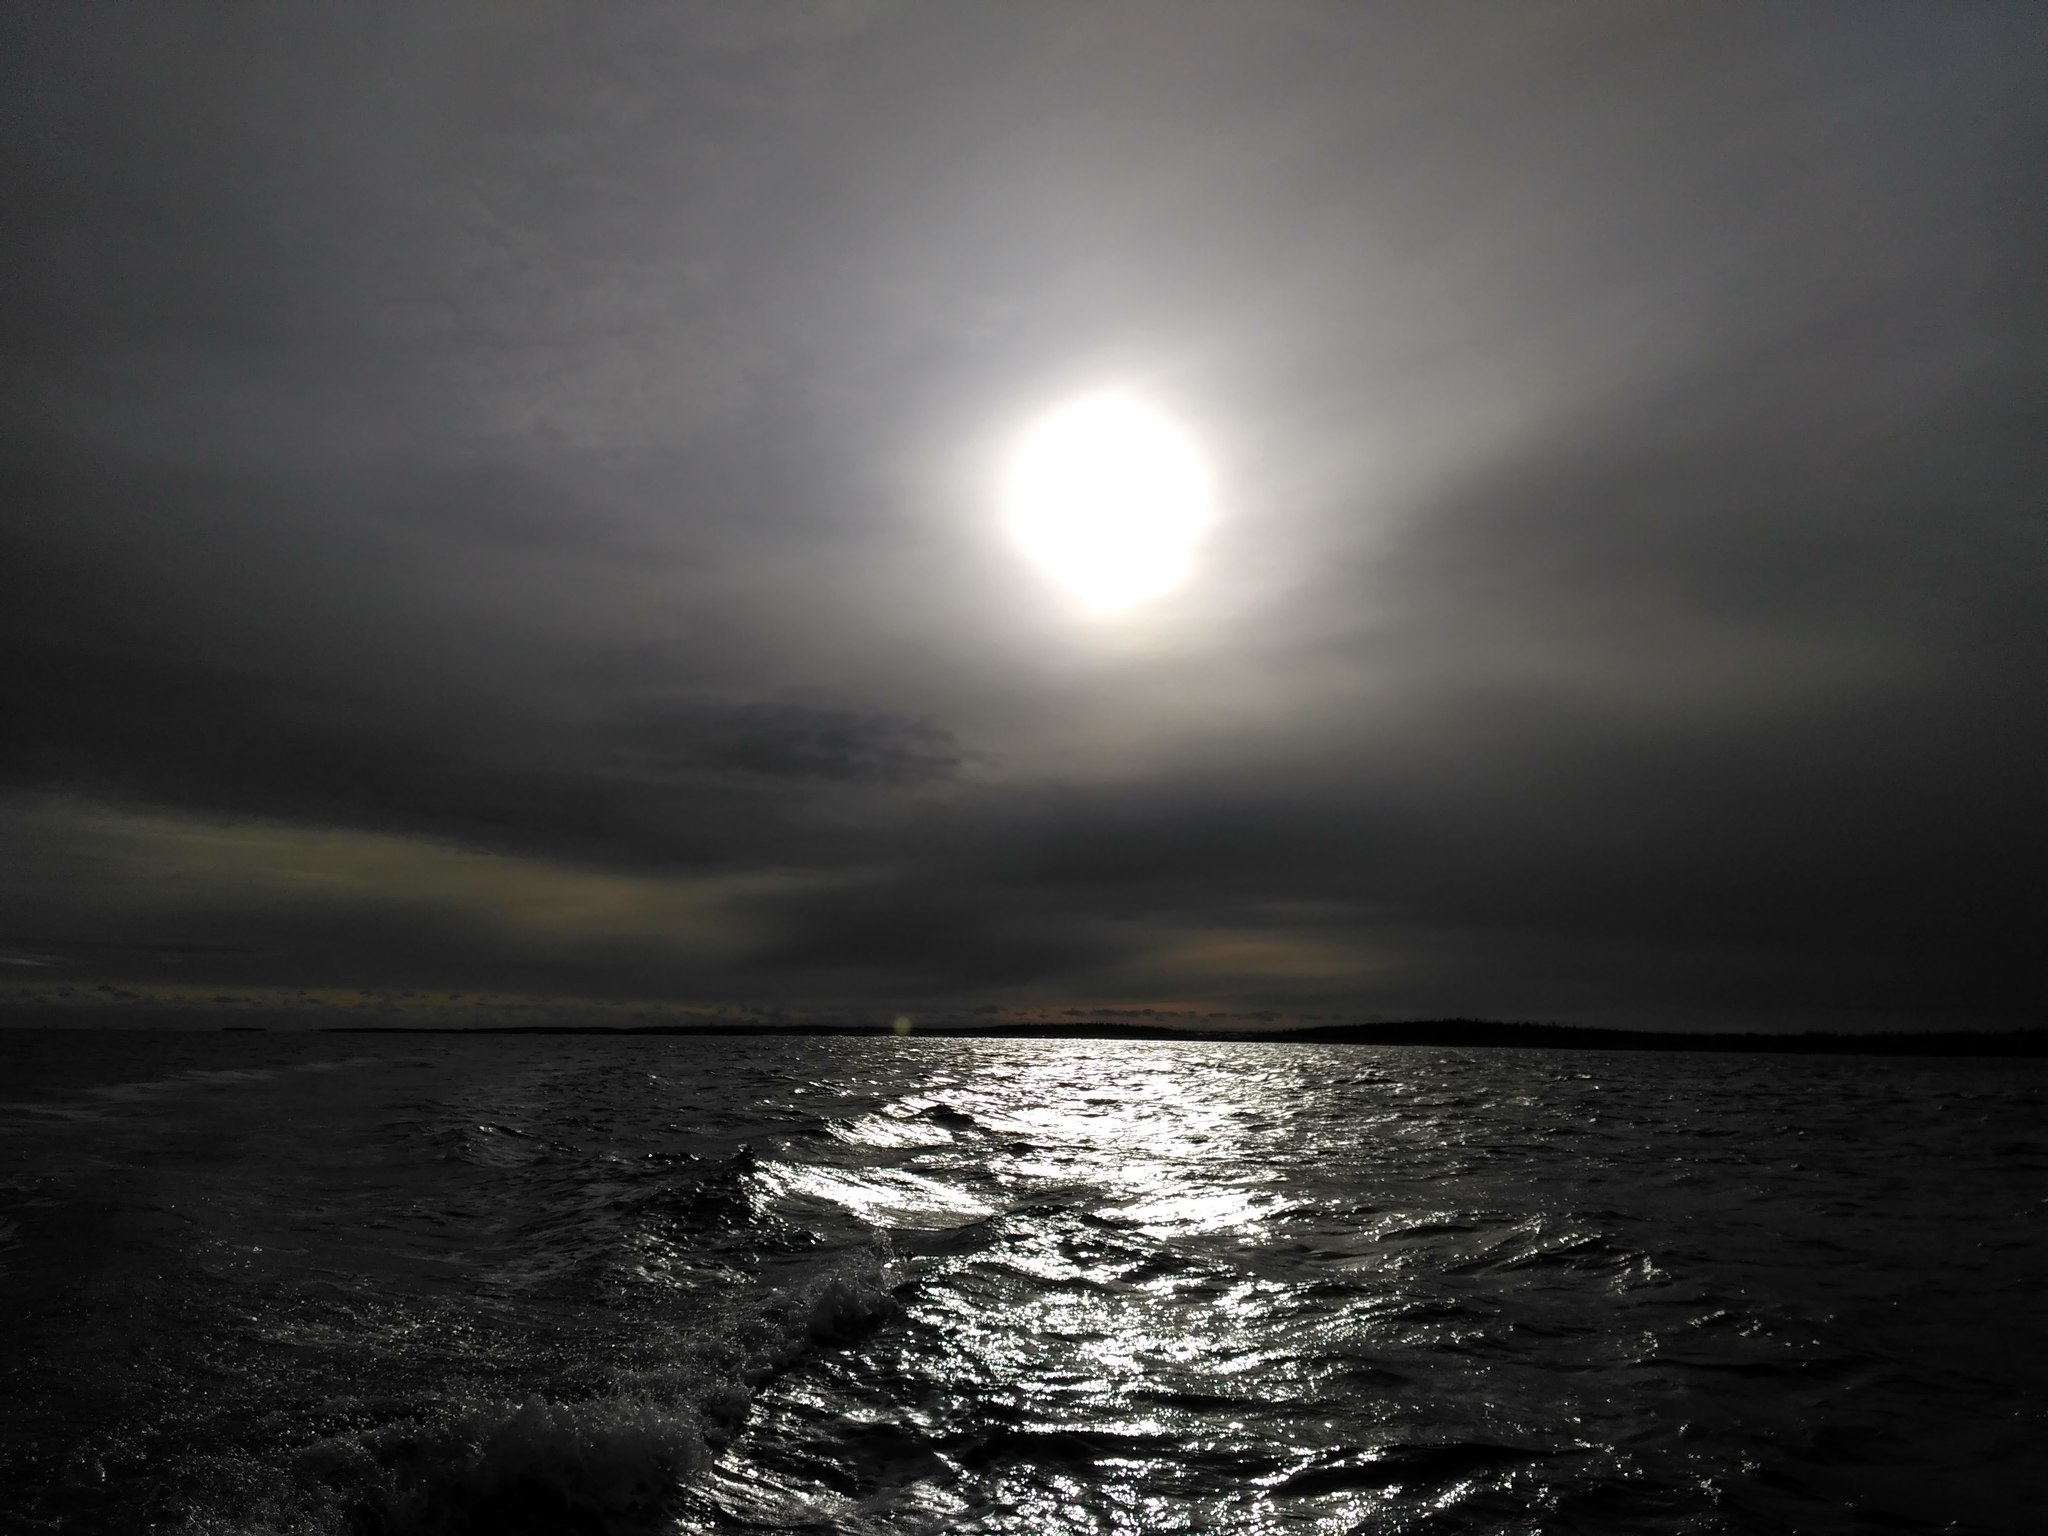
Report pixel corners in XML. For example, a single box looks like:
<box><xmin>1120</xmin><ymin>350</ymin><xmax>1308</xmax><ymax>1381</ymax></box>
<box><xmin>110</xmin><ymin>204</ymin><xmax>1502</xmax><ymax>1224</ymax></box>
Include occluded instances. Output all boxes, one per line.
<box><xmin>0</xmin><ymin>1030</ymin><xmax>2040</xmax><ymax>1535</ymax></box>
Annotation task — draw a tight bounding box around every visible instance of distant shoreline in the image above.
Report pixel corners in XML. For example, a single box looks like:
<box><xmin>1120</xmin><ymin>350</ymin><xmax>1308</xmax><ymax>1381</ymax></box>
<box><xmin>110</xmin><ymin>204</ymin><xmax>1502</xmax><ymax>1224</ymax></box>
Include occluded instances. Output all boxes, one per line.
<box><xmin>3</xmin><ymin>1012</ymin><xmax>2041</xmax><ymax>1055</ymax></box>
<box><xmin>306</xmin><ymin>1019</ymin><xmax>2048</xmax><ymax>1056</ymax></box>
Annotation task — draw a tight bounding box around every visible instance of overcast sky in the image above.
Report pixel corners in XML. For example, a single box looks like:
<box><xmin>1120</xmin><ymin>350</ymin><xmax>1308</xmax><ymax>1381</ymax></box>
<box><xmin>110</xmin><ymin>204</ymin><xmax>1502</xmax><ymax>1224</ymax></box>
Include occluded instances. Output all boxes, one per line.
<box><xmin>3</xmin><ymin>1</ymin><xmax>2042</xmax><ymax>1028</ymax></box>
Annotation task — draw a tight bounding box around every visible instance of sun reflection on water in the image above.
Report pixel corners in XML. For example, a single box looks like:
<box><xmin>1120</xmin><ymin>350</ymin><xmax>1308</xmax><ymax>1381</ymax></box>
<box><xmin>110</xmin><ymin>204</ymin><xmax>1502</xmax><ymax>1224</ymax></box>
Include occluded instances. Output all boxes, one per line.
<box><xmin>705</xmin><ymin>1039</ymin><xmax>1827</xmax><ymax>1534</ymax></box>
<box><xmin>733</xmin><ymin>1044</ymin><xmax>1448</xmax><ymax>1529</ymax></box>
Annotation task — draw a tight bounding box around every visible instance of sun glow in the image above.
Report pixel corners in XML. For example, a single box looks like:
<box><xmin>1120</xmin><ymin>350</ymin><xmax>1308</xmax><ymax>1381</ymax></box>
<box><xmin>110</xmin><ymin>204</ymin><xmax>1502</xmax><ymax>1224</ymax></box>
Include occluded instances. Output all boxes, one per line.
<box><xmin>1005</xmin><ymin>394</ymin><xmax>1212</xmax><ymax>612</ymax></box>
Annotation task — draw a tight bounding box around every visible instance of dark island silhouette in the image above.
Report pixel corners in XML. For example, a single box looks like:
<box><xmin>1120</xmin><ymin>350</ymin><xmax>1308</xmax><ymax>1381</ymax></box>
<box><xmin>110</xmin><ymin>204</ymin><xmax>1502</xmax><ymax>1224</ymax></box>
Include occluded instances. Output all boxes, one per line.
<box><xmin>322</xmin><ymin>1018</ymin><xmax>2048</xmax><ymax>1056</ymax></box>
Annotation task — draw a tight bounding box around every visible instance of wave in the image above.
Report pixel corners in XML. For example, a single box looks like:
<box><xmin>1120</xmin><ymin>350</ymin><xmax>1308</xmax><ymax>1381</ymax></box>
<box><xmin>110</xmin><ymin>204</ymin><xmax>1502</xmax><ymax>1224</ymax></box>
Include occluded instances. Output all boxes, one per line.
<box><xmin>216</xmin><ymin>1254</ymin><xmax>897</xmax><ymax>1536</ymax></box>
<box><xmin>751</xmin><ymin>1158</ymin><xmax>996</xmax><ymax>1229</ymax></box>
<box><xmin>1271</xmin><ymin>1441</ymin><xmax>1555</xmax><ymax>1498</ymax></box>
<box><xmin>302</xmin><ymin>1395</ymin><xmax>706</xmax><ymax>1535</ymax></box>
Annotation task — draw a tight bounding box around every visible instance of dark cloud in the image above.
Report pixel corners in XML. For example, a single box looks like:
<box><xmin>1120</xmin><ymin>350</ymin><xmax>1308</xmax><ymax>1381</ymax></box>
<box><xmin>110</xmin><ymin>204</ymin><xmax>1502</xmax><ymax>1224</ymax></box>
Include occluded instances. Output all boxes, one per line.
<box><xmin>748</xmin><ymin>876</ymin><xmax>1126</xmax><ymax>996</ymax></box>
<box><xmin>1</xmin><ymin>1</ymin><xmax>2042</xmax><ymax>1026</ymax></box>
<box><xmin>628</xmin><ymin>699</ymin><xmax>960</xmax><ymax>786</ymax></box>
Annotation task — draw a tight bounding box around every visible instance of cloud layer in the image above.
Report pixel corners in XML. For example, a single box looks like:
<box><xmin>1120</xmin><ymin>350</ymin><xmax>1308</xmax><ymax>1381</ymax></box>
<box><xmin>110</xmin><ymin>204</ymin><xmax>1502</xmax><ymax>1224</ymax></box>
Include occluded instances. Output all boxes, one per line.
<box><xmin>3</xmin><ymin>2</ymin><xmax>2042</xmax><ymax>1025</ymax></box>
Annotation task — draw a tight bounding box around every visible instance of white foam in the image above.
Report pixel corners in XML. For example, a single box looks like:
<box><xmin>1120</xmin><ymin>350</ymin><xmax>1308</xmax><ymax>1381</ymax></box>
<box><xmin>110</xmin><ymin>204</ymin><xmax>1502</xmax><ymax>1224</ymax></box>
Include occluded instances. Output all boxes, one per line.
<box><xmin>276</xmin><ymin>1253</ymin><xmax>898</xmax><ymax>1535</ymax></box>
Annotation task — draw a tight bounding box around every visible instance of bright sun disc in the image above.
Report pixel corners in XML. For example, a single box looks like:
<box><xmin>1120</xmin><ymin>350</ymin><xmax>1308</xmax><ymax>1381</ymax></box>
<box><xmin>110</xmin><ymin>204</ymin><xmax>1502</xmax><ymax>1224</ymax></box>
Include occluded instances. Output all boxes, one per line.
<box><xmin>1005</xmin><ymin>395</ymin><xmax>1212</xmax><ymax>612</ymax></box>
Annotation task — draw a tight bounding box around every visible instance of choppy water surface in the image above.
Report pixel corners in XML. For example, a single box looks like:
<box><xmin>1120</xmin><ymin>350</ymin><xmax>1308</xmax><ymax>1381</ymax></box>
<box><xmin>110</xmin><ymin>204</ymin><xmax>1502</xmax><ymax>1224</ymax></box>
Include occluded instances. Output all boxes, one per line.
<box><xmin>0</xmin><ymin>1033</ymin><xmax>2040</xmax><ymax>1534</ymax></box>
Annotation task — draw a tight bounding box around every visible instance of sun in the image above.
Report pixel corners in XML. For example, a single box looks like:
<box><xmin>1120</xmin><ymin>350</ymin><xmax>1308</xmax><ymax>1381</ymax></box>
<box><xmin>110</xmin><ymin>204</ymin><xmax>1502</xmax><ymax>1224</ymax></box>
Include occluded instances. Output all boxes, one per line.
<box><xmin>1005</xmin><ymin>394</ymin><xmax>1213</xmax><ymax>612</ymax></box>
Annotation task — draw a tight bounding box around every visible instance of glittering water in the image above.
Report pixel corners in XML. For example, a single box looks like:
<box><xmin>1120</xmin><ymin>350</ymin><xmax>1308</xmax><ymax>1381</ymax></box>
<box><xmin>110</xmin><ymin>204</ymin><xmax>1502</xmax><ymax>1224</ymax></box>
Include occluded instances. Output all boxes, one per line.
<box><xmin>0</xmin><ymin>1032</ymin><xmax>2040</xmax><ymax>1534</ymax></box>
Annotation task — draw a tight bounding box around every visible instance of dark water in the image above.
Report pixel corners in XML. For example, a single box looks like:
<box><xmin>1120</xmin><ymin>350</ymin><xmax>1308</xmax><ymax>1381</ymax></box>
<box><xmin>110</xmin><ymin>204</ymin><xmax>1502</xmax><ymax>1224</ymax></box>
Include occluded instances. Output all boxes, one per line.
<box><xmin>0</xmin><ymin>1032</ymin><xmax>2040</xmax><ymax>1534</ymax></box>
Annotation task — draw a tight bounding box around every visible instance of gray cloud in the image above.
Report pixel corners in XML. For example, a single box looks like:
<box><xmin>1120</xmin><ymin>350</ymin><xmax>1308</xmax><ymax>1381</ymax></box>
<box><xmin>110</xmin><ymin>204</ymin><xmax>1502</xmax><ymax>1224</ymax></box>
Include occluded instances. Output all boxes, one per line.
<box><xmin>627</xmin><ymin>699</ymin><xmax>961</xmax><ymax>786</ymax></box>
<box><xmin>2</xmin><ymin>1</ymin><xmax>2042</xmax><ymax>1026</ymax></box>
